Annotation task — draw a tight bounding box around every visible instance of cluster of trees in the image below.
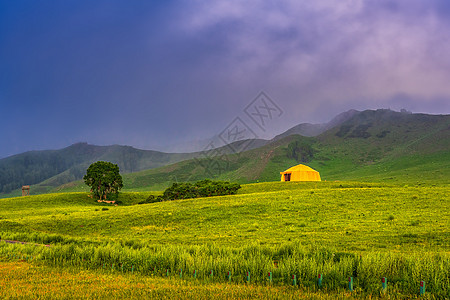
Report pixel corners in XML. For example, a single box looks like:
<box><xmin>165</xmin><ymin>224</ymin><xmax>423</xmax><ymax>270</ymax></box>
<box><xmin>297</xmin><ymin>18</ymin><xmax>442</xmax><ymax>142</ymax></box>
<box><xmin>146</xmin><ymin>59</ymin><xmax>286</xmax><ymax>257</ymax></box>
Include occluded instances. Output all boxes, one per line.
<box><xmin>163</xmin><ymin>180</ymin><xmax>241</xmax><ymax>199</ymax></box>
<box><xmin>0</xmin><ymin>153</ymin><xmax>69</xmax><ymax>193</ymax></box>
<box><xmin>139</xmin><ymin>180</ymin><xmax>241</xmax><ymax>204</ymax></box>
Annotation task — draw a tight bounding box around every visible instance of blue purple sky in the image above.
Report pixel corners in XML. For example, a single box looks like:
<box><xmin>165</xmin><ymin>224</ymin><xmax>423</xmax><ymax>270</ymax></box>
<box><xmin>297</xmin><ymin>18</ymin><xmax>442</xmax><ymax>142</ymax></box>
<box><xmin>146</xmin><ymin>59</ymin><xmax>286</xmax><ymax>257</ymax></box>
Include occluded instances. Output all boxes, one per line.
<box><xmin>1</xmin><ymin>0</ymin><xmax>450</xmax><ymax>158</ymax></box>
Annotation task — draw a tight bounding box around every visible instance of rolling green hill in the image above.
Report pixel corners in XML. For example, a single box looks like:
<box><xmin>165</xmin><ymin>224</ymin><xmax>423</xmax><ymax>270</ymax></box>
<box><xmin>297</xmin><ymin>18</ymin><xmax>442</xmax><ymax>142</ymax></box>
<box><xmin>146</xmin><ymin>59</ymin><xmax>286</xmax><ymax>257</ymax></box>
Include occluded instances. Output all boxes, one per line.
<box><xmin>1</xmin><ymin>181</ymin><xmax>448</xmax><ymax>250</ymax></box>
<box><xmin>0</xmin><ymin>181</ymin><xmax>448</xmax><ymax>297</ymax></box>
<box><xmin>312</xmin><ymin>109</ymin><xmax>450</xmax><ymax>181</ymax></box>
<box><xmin>0</xmin><ymin>139</ymin><xmax>270</xmax><ymax>197</ymax></box>
<box><xmin>80</xmin><ymin>109</ymin><xmax>449</xmax><ymax>192</ymax></box>
<box><xmin>1</xmin><ymin>109</ymin><xmax>448</xmax><ymax>298</ymax></box>
<box><xmin>0</xmin><ymin>143</ymin><xmax>200</xmax><ymax>195</ymax></box>
<box><xmin>2</xmin><ymin>109</ymin><xmax>449</xmax><ymax>196</ymax></box>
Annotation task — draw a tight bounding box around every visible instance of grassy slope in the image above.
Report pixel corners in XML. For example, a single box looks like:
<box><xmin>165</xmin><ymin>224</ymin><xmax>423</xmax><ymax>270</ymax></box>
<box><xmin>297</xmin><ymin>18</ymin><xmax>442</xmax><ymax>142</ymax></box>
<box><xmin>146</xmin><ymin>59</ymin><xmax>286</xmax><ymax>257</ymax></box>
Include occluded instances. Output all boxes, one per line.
<box><xmin>0</xmin><ymin>182</ymin><xmax>448</xmax><ymax>252</ymax></box>
<box><xmin>3</xmin><ymin>110</ymin><xmax>447</xmax><ymax>196</ymax></box>
<box><xmin>93</xmin><ymin>110</ymin><xmax>450</xmax><ymax>191</ymax></box>
<box><xmin>0</xmin><ymin>182</ymin><xmax>449</xmax><ymax>298</ymax></box>
<box><xmin>313</xmin><ymin>110</ymin><xmax>450</xmax><ymax>183</ymax></box>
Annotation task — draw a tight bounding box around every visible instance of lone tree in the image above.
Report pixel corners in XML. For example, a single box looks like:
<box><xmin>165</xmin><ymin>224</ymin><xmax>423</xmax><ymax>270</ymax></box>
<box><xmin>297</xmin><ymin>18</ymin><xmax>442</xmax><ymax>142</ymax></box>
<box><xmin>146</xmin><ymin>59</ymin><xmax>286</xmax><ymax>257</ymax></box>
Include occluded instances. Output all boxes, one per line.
<box><xmin>83</xmin><ymin>161</ymin><xmax>123</xmax><ymax>200</ymax></box>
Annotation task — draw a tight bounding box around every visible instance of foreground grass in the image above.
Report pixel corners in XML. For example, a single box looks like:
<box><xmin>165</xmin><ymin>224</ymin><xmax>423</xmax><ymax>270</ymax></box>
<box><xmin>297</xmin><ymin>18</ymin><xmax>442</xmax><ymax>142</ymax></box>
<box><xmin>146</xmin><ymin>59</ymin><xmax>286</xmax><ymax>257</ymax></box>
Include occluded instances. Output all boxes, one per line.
<box><xmin>1</xmin><ymin>241</ymin><xmax>448</xmax><ymax>298</ymax></box>
<box><xmin>0</xmin><ymin>261</ymin><xmax>435</xmax><ymax>299</ymax></box>
<box><xmin>0</xmin><ymin>261</ymin><xmax>355</xmax><ymax>300</ymax></box>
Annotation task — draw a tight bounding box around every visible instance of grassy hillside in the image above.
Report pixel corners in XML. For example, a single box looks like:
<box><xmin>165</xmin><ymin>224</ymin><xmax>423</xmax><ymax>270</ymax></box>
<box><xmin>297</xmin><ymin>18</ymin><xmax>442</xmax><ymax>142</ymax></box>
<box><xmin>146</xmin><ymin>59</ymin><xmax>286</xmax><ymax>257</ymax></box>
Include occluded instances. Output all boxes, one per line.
<box><xmin>2</xmin><ymin>109</ymin><xmax>449</xmax><ymax>196</ymax></box>
<box><xmin>1</xmin><ymin>182</ymin><xmax>447</xmax><ymax>250</ymax></box>
<box><xmin>52</xmin><ymin>110</ymin><xmax>447</xmax><ymax>193</ymax></box>
<box><xmin>0</xmin><ymin>139</ymin><xmax>271</xmax><ymax>197</ymax></box>
<box><xmin>314</xmin><ymin>109</ymin><xmax>450</xmax><ymax>181</ymax></box>
<box><xmin>0</xmin><ymin>182</ymin><xmax>448</xmax><ymax>297</ymax></box>
<box><xmin>1</xmin><ymin>109</ymin><xmax>448</xmax><ymax>298</ymax></box>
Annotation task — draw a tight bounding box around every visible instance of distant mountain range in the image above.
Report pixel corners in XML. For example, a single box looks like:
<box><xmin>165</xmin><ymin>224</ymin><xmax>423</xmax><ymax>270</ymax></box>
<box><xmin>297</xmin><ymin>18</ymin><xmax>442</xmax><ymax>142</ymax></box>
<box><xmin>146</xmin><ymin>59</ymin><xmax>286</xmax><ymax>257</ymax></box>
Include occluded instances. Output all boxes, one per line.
<box><xmin>1</xmin><ymin>109</ymin><xmax>449</xmax><ymax>196</ymax></box>
<box><xmin>114</xmin><ymin>109</ymin><xmax>449</xmax><ymax>191</ymax></box>
<box><xmin>0</xmin><ymin>143</ymin><xmax>198</xmax><ymax>195</ymax></box>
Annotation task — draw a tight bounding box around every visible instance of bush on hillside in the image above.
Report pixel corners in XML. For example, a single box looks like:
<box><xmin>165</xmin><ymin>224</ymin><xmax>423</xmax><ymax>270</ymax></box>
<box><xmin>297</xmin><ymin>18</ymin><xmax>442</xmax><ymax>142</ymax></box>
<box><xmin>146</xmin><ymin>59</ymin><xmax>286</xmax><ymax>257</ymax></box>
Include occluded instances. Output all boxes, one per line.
<box><xmin>162</xmin><ymin>179</ymin><xmax>241</xmax><ymax>201</ymax></box>
<box><xmin>138</xmin><ymin>194</ymin><xmax>164</xmax><ymax>204</ymax></box>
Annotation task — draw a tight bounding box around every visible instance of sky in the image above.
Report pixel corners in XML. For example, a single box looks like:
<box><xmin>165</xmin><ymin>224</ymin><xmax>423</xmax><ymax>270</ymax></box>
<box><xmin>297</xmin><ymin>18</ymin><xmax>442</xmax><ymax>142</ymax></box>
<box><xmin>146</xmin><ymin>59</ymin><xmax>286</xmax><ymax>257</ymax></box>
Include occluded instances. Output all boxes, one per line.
<box><xmin>1</xmin><ymin>0</ymin><xmax>450</xmax><ymax>158</ymax></box>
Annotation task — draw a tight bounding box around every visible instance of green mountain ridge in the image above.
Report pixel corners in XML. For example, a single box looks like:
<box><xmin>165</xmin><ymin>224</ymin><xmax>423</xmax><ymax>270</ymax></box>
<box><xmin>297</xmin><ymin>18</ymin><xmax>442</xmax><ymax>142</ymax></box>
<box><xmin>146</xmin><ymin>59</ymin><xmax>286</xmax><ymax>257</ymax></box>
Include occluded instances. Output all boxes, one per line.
<box><xmin>118</xmin><ymin>109</ymin><xmax>450</xmax><ymax>190</ymax></box>
<box><xmin>271</xmin><ymin>109</ymin><xmax>359</xmax><ymax>141</ymax></box>
<box><xmin>0</xmin><ymin>109</ymin><xmax>357</xmax><ymax>195</ymax></box>
<box><xmin>0</xmin><ymin>143</ymin><xmax>198</xmax><ymax>195</ymax></box>
<box><xmin>0</xmin><ymin>138</ymin><xmax>271</xmax><ymax>196</ymax></box>
<box><xmin>1</xmin><ymin>109</ymin><xmax>449</xmax><ymax>196</ymax></box>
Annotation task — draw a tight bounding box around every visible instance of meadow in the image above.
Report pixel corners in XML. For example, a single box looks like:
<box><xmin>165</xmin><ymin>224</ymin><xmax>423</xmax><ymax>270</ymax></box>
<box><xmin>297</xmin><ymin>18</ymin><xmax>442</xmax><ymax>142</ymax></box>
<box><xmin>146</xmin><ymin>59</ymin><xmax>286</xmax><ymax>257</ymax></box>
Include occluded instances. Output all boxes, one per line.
<box><xmin>0</xmin><ymin>261</ymin><xmax>368</xmax><ymax>300</ymax></box>
<box><xmin>0</xmin><ymin>181</ymin><xmax>449</xmax><ymax>298</ymax></box>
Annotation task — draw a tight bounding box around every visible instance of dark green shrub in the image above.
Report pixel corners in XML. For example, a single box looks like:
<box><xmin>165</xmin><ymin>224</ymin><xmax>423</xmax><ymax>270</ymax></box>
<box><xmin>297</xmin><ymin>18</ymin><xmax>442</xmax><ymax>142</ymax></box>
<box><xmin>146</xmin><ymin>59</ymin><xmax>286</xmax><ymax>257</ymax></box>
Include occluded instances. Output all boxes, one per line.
<box><xmin>161</xmin><ymin>179</ymin><xmax>241</xmax><ymax>201</ymax></box>
<box><xmin>138</xmin><ymin>195</ymin><xmax>162</xmax><ymax>205</ymax></box>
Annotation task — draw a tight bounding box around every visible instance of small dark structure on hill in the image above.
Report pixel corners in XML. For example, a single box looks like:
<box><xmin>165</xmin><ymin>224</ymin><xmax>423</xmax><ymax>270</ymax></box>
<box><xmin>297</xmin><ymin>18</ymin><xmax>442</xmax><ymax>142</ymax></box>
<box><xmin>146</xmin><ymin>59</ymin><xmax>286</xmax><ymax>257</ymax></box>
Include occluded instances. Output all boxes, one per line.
<box><xmin>22</xmin><ymin>186</ymin><xmax>30</xmax><ymax>196</ymax></box>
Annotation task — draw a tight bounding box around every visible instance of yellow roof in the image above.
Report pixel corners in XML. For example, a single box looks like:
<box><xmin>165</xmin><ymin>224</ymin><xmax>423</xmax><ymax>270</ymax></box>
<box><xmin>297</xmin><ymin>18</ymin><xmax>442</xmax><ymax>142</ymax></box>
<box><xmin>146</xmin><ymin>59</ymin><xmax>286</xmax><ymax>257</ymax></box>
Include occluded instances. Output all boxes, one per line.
<box><xmin>281</xmin><ymin>164</ymin><xmax>318</xmax><ymax>173</ymax></box>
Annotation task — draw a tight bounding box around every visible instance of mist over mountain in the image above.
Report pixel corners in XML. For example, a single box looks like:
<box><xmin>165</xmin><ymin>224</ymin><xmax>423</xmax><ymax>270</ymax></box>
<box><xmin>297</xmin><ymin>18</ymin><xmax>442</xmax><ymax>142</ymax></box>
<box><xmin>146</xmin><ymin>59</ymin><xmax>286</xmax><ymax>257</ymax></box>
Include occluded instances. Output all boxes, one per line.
<box><xmin>0</xmin><ymin>143</ymin><xmax>197</xmax><ymax>194</ymax></box>
<box><xmin>272</xmin><ymin>109</ymin><xmax>360</xmax><ymax>141</ymax></box>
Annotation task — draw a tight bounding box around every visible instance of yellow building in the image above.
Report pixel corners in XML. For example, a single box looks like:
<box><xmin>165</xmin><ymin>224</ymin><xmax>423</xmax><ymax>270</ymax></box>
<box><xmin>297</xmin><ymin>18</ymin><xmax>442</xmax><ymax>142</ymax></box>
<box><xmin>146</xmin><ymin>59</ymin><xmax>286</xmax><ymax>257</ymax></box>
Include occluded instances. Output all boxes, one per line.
<box><xmin>280</xmin><ymin>164</ymin><xmax>321</xmax><ymax>182</ymax></box>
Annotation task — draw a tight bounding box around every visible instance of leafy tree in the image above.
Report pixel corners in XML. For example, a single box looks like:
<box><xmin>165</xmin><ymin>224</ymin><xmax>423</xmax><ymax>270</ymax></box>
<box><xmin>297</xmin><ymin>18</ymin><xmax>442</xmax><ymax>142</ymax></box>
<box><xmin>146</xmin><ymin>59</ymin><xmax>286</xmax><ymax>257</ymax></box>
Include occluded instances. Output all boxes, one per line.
<box><xmin>83</xmin><ymin>161</ymin><xmax>123</xmax><ymax>200</ymax></box>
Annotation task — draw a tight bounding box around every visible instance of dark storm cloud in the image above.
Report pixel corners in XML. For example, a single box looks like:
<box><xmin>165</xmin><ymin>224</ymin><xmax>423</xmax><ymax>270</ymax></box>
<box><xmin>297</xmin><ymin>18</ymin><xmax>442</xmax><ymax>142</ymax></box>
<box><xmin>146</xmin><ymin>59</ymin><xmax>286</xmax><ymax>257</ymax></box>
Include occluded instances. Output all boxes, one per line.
<box><xmin>1</xmin><ymin>0</ymin><xmax>449</xmax><ymax>158</ymax></box>
<box><xmin>174</xmin><ymin>0</ymin><xmax>450</xmax><ymax>118</ymax></box>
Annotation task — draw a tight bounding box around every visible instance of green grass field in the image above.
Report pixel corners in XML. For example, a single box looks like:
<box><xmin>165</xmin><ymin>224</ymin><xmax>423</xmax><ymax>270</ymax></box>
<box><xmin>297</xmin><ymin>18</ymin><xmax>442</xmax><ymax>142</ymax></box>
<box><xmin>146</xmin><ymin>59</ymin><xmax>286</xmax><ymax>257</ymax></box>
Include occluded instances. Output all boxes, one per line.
<box><xmin>0</xmin><ymin>181</ymin><xmax>449</xmax><ymax>298</ymax></box>
<box><xmin>0</xmin><ymin>261</ymin><xmax>369</xmax><ymax>300</ymax></box>
<box><xmin>39</xmin><ymin>140</ymin><xmax>450</xmax><ymax>197</ymax></box>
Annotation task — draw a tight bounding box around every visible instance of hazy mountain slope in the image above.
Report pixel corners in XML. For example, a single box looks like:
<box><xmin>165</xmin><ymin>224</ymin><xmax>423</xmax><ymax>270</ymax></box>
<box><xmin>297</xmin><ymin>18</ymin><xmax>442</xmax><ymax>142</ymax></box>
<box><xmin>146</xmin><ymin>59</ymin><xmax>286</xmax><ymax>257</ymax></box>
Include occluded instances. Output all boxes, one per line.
<box><xmin>0</xmin><ymin>138</ymin><xmax>271</xmax><ymax>196</ymax></box>
<box><xmin>0</xmin><ymin>143</ymin><xmax>198</xmax><ymax>194</ymax></box>
<box><xmin>2</xmin><ymin>109</ymin><xmax>449</xmax><ymax>196</ymax></box>
<box><xmin>116</xmin><ymin>109</ymin><xmax>450</xmax><ymax>190</ymax></box>
<box><xmin>324</xmin><ymin>109</ymin><xmax>360</xmax><ymax>130</ymax></box>
<box><xmin>272</xmin><ymin>109</ymin><xmax>359</xmax><ymax>141</ymax></box>
<box><xmin>272</xmin><ymin>123</ymin><xmax>326</xmax><ymax>140</ymax></box>
<box><xmin>313</xmin><ymin>109</ymin><xmax>450</xmax><ymax>180</ymax></box>
<box><xmin>118</xmin><ymin>134</ymin><xmax>305</xmax><ymax>191</ymax></box>
<box><xmin>317</xmin><ymin>109</ymin><xmax>450</xmax><ymax>156</ymax></box>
